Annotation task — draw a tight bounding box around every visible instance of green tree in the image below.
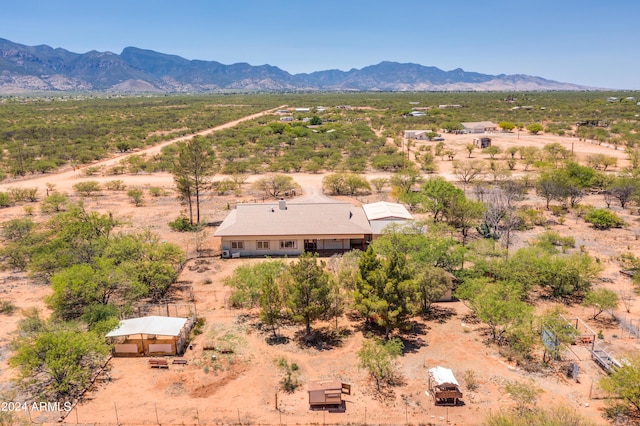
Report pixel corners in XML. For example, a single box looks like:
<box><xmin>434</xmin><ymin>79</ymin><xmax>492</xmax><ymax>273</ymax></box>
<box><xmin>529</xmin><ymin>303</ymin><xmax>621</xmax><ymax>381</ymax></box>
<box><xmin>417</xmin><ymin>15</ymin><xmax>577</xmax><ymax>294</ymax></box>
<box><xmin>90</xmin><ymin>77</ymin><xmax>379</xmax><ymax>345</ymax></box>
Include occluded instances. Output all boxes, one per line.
<box><xmin>285</xmin><ymin>252</ymin><xmax>332</xmax><ymax>339</ymax></box>
<box><xmin>224</xmin><ymin>261</ymin><xmax>287</xmax><ymax>308</ymax></box>
<box><xmin>526</xmin><ymin>123</ymin><xmax>544</xmax><ymax>135</ymax></box>
<box><xmin>173</xmin><ymin>136</ymin><xmax>216</xmax><ymax>225</ymax></box>
<box><xmin>453</xmin><ymin>159</ymin><xmax>485</xmax><ymax>184</ymax></box>
<box><xmin>357</xmin><ymin>337</ymin><xmax>403</xmax><ymax>392</ymax></box>
<box><xmin>370</xmin><ymin>177</ymin><xmax>388</xmax><ymax>193</ymax></box>
<box><xmin>498</xmin><ymin>121</ymin><xmax>516</xmax><ymax>132</ymax></box>
<box><xmin>470</xmin><ymin>280</ymin><xmax>534</xmax><ymax>345</ymax></box>
<box><xmin>420</xmin><ymin>177</ymin><xmax>464</xmax><ymax>221</ymax></box>
<box><xmin>482</xmin><ymin>145</ymin><xmax>502</xmax><ymax>159</ymax></box>
<box><xmin>465</xmin><ymin>144</ymin><xmax>476</xmax><ymax>158</ymax></box>
<box><xmin>414</xmin><ymin>265</ymin><xmax>453</xmax><ymax>314</ymax></box>
<box><xmin>259</xmin><ymin>275</ymin><xmax>285</xmax><ymax>338</ymax></box>
<box><xmin>252</xmin><ymin>174</ymin><xmax>299</xmax><ymax>198</ymax></box>
<box><xmin>9</xmin><ymin>320</ymin><xmax>110</xmax><ymax>399</ymax></box>
<box><xmin>583</xmin><ymin>288</ymin><xmax>618</xmax><ymax>320</ymax></box>
<box><xmin>40</xmin><ymin>193</ymin><xmax>69</xmax><ymax>214</ymax></box>
<box><xmin>600</xmin><ymin>354</ymin><xmax>640</xmax><ymax>415</ymax></box>
<box><xmin>446</xmin><ymin>196</ymin><xmax>485</xmax><ymax>244</ymax></box>
<box><xmin>355</xmin><ymin>246</ymin><xmax>417</xmax><ymax>337</ymax></box>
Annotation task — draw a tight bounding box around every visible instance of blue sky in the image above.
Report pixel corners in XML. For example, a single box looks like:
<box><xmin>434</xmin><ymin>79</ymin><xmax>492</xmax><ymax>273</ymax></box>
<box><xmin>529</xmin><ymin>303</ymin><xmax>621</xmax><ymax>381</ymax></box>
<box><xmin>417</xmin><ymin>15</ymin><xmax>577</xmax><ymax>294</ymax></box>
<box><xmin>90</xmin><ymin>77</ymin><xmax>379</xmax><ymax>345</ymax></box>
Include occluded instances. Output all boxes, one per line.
<box><xmin>3</xmin><ymin>0</ymin><xmax>639</xmax><ymax>89</ymax></box>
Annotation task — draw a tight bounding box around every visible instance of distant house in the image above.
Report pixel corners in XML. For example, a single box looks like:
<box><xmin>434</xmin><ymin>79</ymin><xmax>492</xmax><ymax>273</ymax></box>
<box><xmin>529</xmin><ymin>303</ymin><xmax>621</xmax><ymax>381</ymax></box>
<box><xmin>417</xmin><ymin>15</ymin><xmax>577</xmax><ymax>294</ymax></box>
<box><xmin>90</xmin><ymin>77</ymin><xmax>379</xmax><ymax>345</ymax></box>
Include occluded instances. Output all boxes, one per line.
<box><xmin>438</xmin><ymin>104</ymin><xmax>462</xmax><ymax>109</ymax></box>
<box><xmin>461</xmin><ymin>121</ymin><xmax>497</xmax><ymax>134</ymax></box>
<box><xmin>280</xmin><ymin>116</ymin><xmax>294</xmax><ymax>122</ymax></box>
<box><xmin>404</xmin><ymin>130</ymin><xmax>431</xmax><ymax>140</ymax></box>
<box><xmin>295</xmin><ymin>107</ymin><xmax>311</xmax><ymax>112</ymax></box>
<box><xmin>214</xmin><ymin>200</ymin><xmax>413</xmax><ymax>257</ymax></box>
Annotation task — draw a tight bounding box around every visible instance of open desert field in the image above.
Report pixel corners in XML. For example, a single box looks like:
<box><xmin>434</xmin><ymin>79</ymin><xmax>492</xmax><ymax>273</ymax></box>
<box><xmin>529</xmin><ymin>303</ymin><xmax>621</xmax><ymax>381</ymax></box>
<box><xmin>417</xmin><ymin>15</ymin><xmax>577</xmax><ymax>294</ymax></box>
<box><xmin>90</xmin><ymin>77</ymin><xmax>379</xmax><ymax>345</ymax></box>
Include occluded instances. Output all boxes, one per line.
<box><xmin>0</xmin><ymin>109</ymin><xmax>639</xmax><ymax>426</ymax></box>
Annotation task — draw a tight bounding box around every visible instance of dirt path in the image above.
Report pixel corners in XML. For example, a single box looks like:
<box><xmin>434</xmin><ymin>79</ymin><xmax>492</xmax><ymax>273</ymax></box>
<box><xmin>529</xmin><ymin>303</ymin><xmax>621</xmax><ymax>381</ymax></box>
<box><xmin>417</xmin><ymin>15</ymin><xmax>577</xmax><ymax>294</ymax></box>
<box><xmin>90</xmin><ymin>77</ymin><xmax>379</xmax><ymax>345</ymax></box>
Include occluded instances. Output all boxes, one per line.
<box><xmin>0</xmin><ymin>105</ymin><xmax>287</xmax><ymax>192</ymax></box>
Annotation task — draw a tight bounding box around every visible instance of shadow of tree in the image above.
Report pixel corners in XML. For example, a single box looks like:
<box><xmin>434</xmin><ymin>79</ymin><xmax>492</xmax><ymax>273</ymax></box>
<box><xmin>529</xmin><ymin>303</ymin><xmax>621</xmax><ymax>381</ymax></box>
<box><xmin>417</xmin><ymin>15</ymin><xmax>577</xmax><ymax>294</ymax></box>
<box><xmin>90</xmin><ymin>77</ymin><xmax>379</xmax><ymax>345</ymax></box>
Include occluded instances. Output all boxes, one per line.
<box><xmin>293</xmin><ymin>326</ymin><xmax>353</xmax><ymax>350</ymax></box>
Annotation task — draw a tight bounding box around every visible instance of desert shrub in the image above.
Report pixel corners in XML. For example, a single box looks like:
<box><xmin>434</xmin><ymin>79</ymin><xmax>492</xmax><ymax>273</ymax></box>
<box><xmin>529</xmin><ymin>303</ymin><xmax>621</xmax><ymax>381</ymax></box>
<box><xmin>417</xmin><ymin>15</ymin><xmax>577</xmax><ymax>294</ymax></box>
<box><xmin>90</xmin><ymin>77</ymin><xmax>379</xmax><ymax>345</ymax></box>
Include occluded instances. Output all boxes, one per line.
<box><xmin>127</xmin><ymin>189</ymin><xmax>144</xmax><ymax>206</ymax></box>
<box><xmin>533</xmin><ymin>231</ymin><xmax>575</xmax><ymax>251</ymax></box>
<box><xmin>484</xmin><ymin>405</ymin><xmax>596</xmax><ymax>426</ymax></box>
<box><xmin>462</xmin><ymin>369</ymin><xmax>479</xmax><ymax>391</ymax></box>
<box><xmin>0</xmin><ymin>300</ymin><xmax>16</xmax><ymax>315</ymax></box>
<box><xmin>516</xmin><ymin>208</ymin><xmax>546</xmax><ymax>229</ymax></box>
<box><xmin>277</xmin><ymin>358</ymin><xmax>300</xmax><ymax>393</ymax></box>
<box><xmin>0</xmin><ymin>192</ymin><xmax>11</xmax><ymax>208</ymax></box>
<box><xmin>104</xmin><ymin>179</ymin><xmax>126</xmax><ymax>191</ymax></box>
<box><xmin>73</xmin><ymin>181</ymin><xmax>101</xmax><ymax>196</ymax></box>
<box><xmin>584</xmin><ymin>208</ymin><xmax>624</xmax><ymax>229</ymax></box>
<box><xmin>149</xmin><ymin>186</ymin><xmax>167</xmax><ymax>197</ymax></box>
<box><xmin>168</xmin><ymin>216</ymin><xmax>197</xmax><ymax>232</ymax></box>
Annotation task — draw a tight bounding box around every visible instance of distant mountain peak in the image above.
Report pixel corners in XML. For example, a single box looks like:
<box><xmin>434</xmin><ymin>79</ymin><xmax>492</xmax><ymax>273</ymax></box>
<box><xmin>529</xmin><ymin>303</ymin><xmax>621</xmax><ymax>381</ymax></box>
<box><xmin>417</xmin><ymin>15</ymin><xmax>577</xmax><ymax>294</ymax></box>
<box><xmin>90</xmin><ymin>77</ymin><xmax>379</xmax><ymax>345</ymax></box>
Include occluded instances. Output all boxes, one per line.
<box><xmin>0</xmin><ymin>38</ymin><xmax>595</xmax><ymax>93</ymax></box>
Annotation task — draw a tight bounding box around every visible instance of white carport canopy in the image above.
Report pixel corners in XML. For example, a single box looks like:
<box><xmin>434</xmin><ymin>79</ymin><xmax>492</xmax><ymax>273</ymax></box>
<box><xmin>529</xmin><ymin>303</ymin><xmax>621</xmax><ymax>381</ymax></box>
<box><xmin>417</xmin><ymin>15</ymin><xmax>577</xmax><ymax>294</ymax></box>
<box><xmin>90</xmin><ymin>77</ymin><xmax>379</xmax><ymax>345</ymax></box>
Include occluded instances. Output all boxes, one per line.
<box><xmin>106</xmin><ymin>316</ymin><xmax>188</xmax><ymax>338</ymax></box>
<box><xmin>428</xmin><ymin>366</ymin><xmax>460</xmax><ymax>386</ymax></box>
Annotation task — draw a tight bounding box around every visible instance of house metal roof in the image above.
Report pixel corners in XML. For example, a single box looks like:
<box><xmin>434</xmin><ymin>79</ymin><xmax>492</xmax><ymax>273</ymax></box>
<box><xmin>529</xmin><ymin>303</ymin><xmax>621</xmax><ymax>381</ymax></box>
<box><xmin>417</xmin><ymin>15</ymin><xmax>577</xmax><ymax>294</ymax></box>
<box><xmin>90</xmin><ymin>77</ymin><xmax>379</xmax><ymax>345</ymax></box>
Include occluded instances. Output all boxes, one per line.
<box><xmin>362</xmin><ymin>201</ymin><xmax>413</xmax><ymax>221</ymax></box>
<box><xmin>461</xmin><ymin>121</ymin><xmax>497</xmax><ymax>129</ymax></box>
<box><xmin>105</xmin><ymin>316</ymin><xmax>188</xmax><ymax>338</ymax></box>
<box><xmin>214</xmin><ymin>201</ymin><xmax>372</xmax><ymax>237</ymax></box>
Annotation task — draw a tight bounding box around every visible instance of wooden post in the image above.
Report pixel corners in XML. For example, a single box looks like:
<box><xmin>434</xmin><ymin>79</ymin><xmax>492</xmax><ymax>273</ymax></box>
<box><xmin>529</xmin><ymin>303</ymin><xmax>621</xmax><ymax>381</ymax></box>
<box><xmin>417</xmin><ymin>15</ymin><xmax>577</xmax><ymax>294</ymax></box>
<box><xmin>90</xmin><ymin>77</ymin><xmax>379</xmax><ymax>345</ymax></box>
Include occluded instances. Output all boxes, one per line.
<box><xmin>114</xmin><ymin>402</ymin><xmax>120</xmax><ymax>425</ymax></box>
<box><xmin>155</xmin><ymin>402</ymin><xmax>160</xmax><ymax>425</ymax></box>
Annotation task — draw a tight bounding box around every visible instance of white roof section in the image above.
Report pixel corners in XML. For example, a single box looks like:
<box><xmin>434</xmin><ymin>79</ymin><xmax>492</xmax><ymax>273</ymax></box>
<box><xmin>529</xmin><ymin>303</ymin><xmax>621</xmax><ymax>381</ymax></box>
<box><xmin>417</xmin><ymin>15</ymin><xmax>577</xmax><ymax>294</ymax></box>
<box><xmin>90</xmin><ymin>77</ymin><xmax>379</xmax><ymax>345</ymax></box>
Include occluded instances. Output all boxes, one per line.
<box><xmin>214</xmin><ymin>201</ymin><xmax>372</xmax><ymax>237</ymax></box>
<box><xmin>428</xmin><ymin>366</ymin><xmax>459</xmax><ymax>386</ymax></box>
<box><xmin>362</xmin><ymin>201</ymin><xmax>413</xmax><ymax>221</ymax></box>
<box><xmin>105</xmin><ymin>316</ymin><xmax>188</xmax><ymax>338</ymax></box>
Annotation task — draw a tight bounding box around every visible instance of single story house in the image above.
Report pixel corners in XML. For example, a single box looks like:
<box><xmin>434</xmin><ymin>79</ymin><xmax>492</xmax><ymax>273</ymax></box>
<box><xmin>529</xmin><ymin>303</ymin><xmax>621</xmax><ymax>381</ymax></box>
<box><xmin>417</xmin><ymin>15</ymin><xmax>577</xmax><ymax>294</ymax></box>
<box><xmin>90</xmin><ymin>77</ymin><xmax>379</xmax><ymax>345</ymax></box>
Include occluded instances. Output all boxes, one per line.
<box><xmin>214</xmin><ymin>200</ymin><xmax>372</xmax><ymax>257</ymax></box>
<box><xmin>362</xmin><ymin>201</ymin><xmax>414</xmax><ymax>236</ymax></box>
<box><xmin>404</xmin><ymin>130</ymin><xmax>431</xmax><ymax>140</ymax></box>
<box><xmin>215</xmin><ymin>200</ymin><xmax>414</xmax><ymax>257</ymax></box>
<box><xmin>106</xmin><ymin>316</ymin><xmax>191</xmax><ymax>357</ymax></box>
<box><xmin>461</xmin><ymin>121</ymin><xmax>497</xmax><ymax>134</ymax></box>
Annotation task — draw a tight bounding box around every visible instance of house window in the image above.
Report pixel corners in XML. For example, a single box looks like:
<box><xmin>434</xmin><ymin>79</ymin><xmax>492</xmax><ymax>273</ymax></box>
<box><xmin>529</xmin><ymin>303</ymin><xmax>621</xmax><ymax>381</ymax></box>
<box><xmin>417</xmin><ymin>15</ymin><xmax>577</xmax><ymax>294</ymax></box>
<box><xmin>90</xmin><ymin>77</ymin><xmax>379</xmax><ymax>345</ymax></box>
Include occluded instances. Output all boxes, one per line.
<box><xmin>230</xmin><ymin>241</ymin><xmax>244</xmax><ymax>250</ymax></box>
<box><xmin>257</xmin><ymin>241</ymin><xmax>270</xmax><ymax>250</ymax></box>
<box><xmin>279</xmin><ymin>240</ymin><xmax>296</xmax><ymax>249</ymax></box>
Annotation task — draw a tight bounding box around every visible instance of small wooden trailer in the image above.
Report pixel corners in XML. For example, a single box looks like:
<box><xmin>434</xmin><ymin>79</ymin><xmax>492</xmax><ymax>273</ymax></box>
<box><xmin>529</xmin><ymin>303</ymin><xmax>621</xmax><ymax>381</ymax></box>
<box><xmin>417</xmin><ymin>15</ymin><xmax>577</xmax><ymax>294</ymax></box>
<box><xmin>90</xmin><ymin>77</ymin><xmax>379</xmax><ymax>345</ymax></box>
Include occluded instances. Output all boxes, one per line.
<box><xmin>308</xmin><ymin>380</ymin><xmax>351</xmax><ymax>409</ymax></box>
<box><xmin>428</xmin><ymin>366</ymin><xmax>463</xmax><ymax>406</ymax></box>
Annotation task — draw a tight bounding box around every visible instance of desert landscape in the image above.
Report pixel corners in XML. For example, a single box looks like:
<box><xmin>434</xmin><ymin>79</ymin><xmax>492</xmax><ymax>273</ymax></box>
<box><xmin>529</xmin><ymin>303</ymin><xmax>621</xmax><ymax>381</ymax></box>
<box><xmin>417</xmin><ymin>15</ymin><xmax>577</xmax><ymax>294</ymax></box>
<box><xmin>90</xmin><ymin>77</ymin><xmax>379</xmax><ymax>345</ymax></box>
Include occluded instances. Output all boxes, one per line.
<box><xmin>0</xmin><ymin>106</ymin><xmax>639</xmax><ymax>426</ymax></box>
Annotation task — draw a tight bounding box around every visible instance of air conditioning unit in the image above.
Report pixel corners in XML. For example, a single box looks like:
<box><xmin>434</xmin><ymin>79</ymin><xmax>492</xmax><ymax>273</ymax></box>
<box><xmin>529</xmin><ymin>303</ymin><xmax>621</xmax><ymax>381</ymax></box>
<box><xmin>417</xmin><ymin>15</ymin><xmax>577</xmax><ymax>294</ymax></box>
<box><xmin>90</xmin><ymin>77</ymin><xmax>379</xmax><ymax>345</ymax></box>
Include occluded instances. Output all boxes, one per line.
<box><xmin>221</xmin><ymin>250</ymin><xmax>230</xmax><ymax>258</ymax></box>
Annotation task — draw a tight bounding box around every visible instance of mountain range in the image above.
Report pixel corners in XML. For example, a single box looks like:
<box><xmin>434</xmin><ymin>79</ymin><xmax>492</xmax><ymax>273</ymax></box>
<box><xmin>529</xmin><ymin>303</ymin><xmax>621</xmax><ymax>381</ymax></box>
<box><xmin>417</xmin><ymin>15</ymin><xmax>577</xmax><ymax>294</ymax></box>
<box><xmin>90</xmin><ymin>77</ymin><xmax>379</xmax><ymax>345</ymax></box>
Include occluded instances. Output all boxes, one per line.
<box><xmin>0</xmin><ymin>38</ymin><xmax>595</xmax><ymax>93</ymax></box>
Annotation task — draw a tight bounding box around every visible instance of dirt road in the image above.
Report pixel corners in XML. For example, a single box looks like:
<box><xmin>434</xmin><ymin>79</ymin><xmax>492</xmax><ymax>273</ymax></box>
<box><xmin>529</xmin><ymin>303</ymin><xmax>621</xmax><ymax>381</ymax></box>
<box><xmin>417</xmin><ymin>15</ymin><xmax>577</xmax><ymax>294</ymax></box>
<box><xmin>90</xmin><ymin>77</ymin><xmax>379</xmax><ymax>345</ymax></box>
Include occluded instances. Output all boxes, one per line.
<box><xmin>0</xmin><ymin>105</ymin><xmax>286</xmax><ymax>192</ymax></box>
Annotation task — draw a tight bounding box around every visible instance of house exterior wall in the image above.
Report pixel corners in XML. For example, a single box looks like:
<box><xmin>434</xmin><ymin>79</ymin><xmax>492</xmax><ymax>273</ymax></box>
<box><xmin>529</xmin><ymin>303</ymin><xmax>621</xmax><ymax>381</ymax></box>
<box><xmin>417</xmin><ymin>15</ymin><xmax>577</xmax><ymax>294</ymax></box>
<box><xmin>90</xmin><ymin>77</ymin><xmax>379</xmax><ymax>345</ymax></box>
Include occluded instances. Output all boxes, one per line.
<box><xmin>221</xmin><ymin>235</ymin><xmax>366</xmax><ymax>257</ymax></box>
